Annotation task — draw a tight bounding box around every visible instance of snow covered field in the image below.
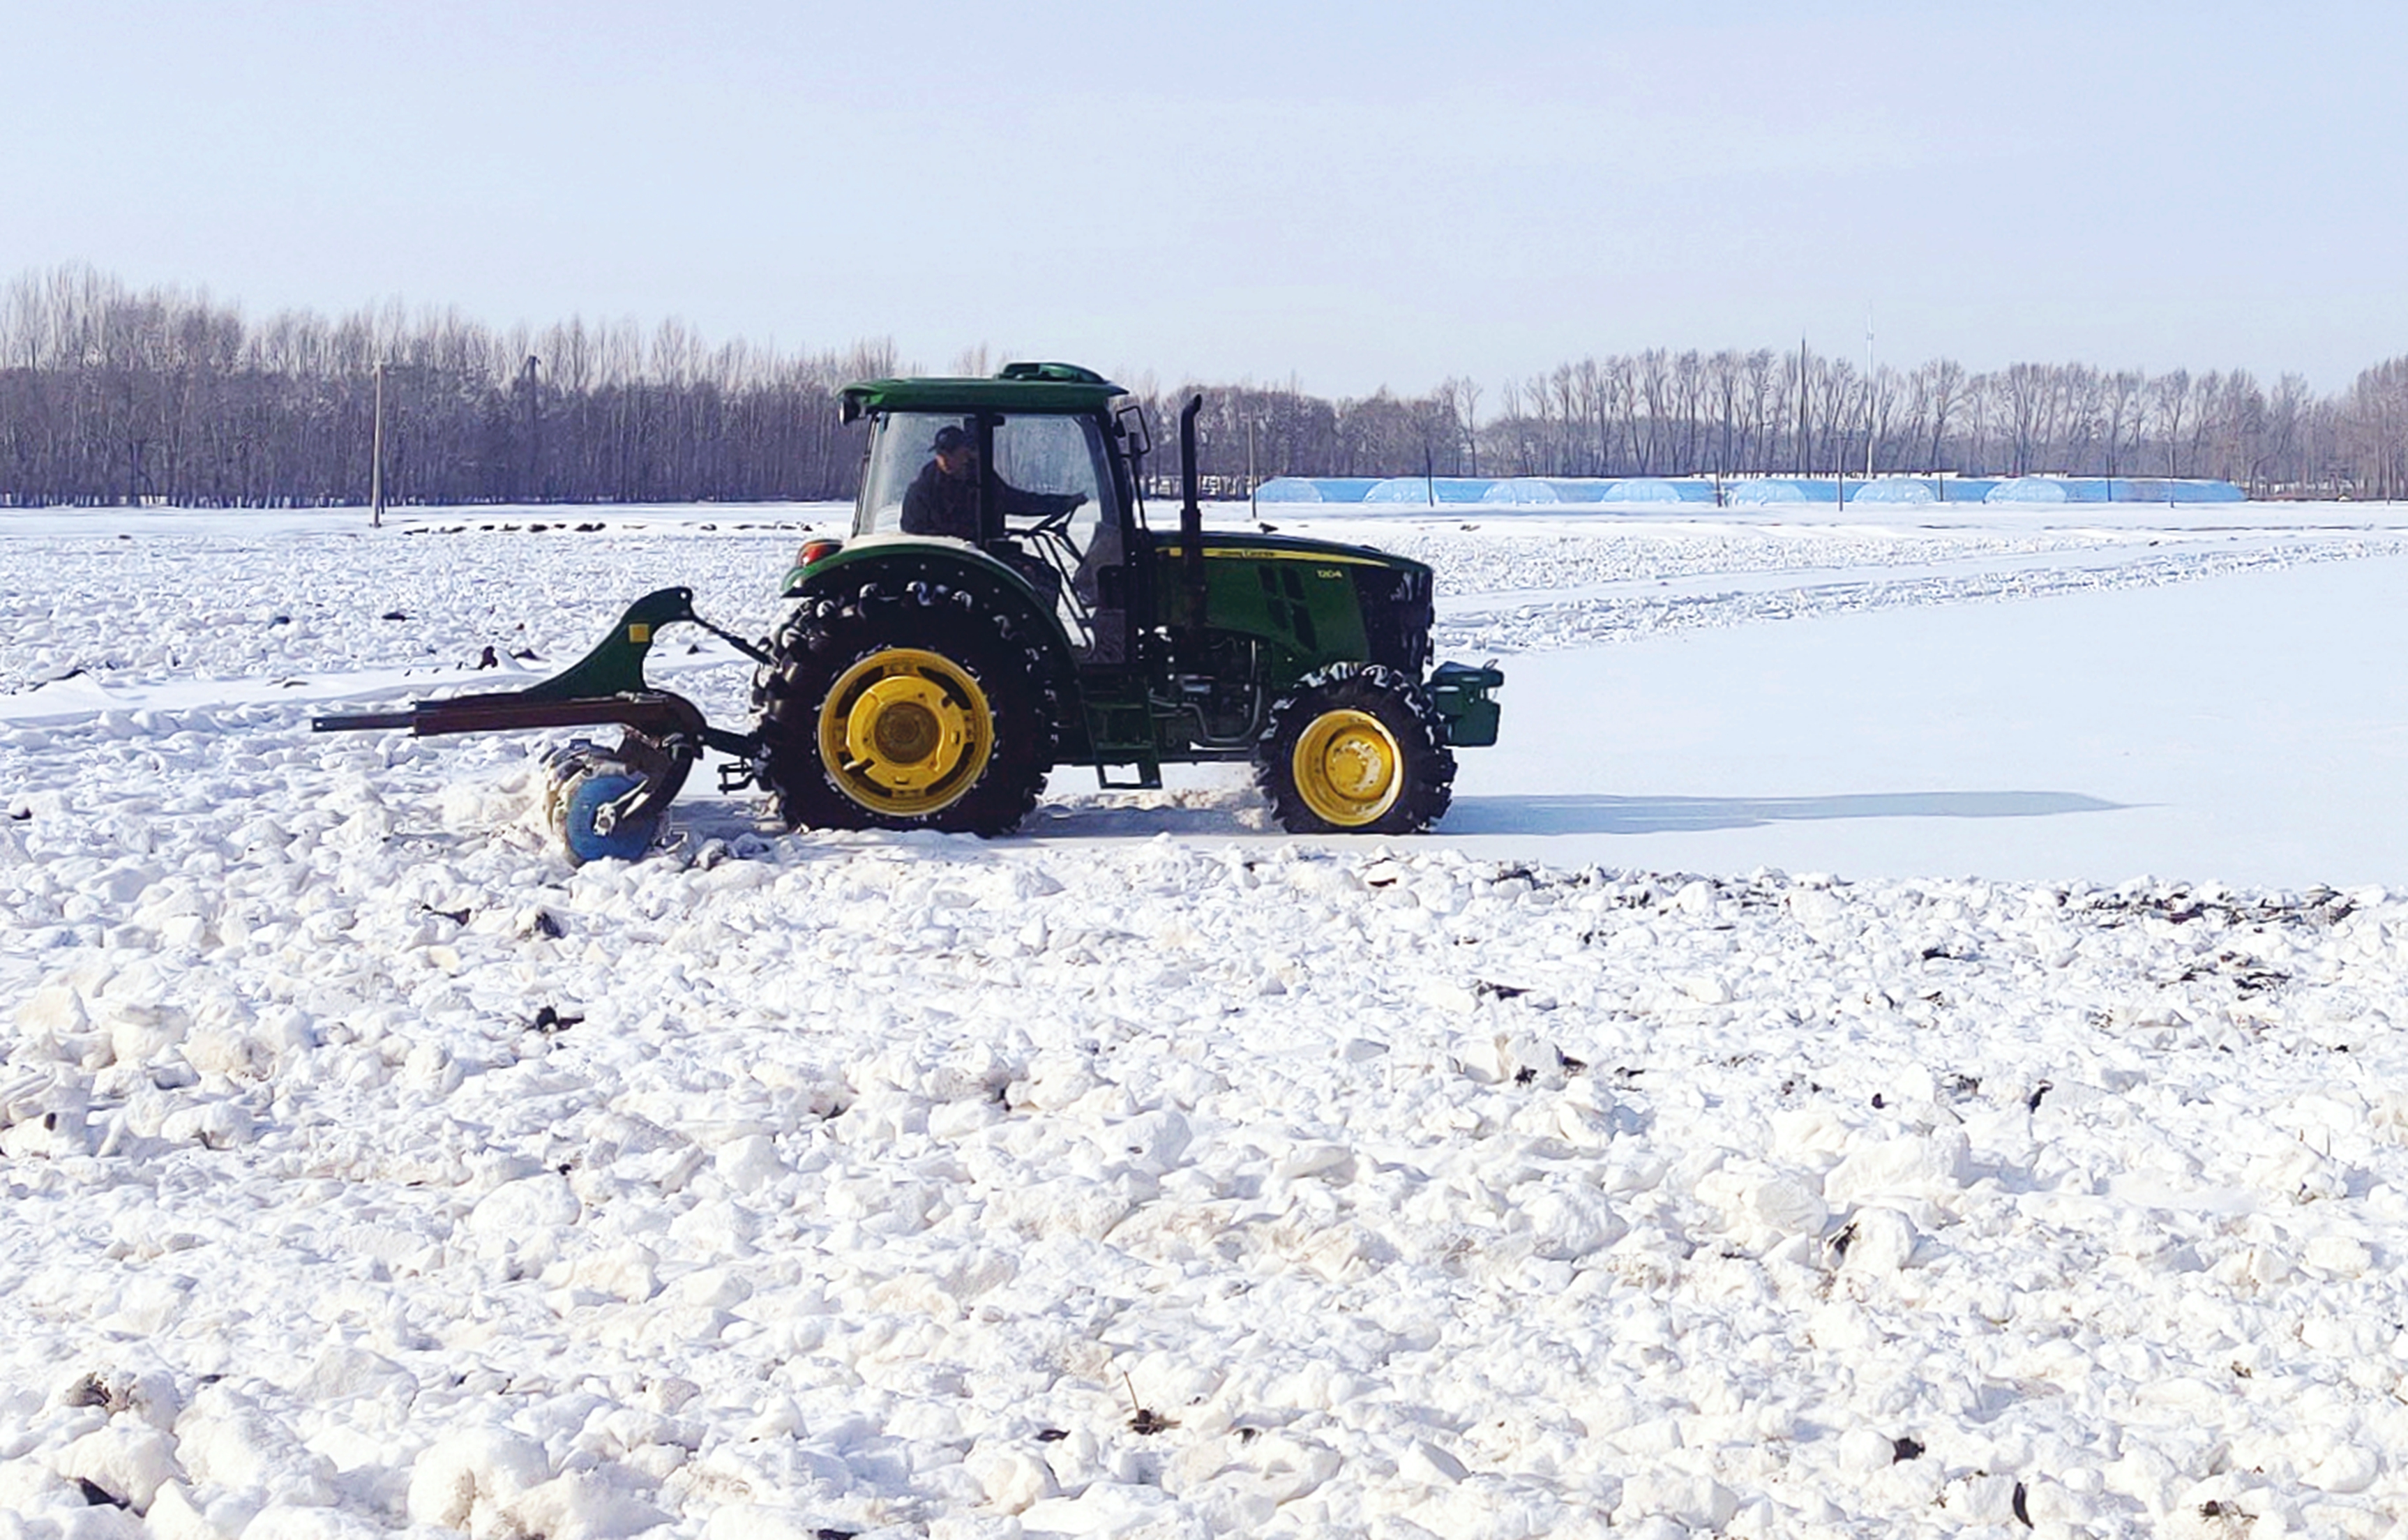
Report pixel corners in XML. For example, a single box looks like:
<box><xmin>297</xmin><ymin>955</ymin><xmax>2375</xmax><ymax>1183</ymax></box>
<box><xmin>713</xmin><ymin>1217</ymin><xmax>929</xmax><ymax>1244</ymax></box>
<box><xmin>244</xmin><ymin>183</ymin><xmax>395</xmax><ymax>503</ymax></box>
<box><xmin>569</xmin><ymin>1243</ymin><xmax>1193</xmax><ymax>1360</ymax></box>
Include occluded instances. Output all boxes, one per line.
<box><xmin>8</xmin><ymin>500</ymin><xmax>2408</xmax><ymax>1538</ymax></box>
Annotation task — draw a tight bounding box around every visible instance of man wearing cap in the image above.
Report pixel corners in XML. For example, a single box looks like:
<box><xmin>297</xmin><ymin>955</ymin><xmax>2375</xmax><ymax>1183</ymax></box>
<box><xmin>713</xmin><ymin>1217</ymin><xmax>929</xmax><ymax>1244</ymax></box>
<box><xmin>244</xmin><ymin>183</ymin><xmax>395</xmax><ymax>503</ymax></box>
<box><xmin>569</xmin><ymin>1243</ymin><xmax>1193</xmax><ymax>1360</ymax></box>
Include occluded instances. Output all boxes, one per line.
<box><xmin>901</xmin><ymin>425</ymin><xmax>983</xmax><ymax>539</ymax></box>
<box><xmin>902</xmin><ymin>424</ymin><xmax>1085</xmax><ymax>541</ymax></box>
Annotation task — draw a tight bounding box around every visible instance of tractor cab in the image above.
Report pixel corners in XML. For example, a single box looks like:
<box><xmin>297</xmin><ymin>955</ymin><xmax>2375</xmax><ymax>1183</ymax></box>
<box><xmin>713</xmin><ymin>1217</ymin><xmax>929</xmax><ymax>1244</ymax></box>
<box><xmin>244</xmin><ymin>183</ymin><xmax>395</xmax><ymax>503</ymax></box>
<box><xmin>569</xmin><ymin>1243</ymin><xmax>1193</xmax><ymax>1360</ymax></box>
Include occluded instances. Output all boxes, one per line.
<box><xmin>833</xmin><ymin>363</ymin><xmax>1143</xmax><ymax>666</ymax></box>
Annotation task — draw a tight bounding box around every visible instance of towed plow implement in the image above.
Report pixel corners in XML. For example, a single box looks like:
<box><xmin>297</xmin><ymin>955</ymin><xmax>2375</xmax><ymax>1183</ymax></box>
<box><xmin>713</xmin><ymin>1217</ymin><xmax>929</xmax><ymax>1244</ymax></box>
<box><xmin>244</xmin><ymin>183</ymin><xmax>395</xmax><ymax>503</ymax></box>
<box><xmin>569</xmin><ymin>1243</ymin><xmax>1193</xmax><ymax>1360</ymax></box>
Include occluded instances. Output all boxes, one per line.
<box><xmin>313</xmin><ymin>587</ymin><xmax>767</xmax><ymax>861</ymax></box>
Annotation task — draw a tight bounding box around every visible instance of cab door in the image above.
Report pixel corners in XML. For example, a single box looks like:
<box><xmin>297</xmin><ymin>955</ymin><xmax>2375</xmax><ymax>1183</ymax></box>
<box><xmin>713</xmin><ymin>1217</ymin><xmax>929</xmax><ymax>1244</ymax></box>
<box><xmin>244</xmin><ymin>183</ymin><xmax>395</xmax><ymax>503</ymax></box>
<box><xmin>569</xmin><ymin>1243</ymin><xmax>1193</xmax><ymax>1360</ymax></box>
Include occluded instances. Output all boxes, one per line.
<box><xmin>989</xmin><ymin>413</ymin><xmax>1136</xmax><ymax>667</ymax></box>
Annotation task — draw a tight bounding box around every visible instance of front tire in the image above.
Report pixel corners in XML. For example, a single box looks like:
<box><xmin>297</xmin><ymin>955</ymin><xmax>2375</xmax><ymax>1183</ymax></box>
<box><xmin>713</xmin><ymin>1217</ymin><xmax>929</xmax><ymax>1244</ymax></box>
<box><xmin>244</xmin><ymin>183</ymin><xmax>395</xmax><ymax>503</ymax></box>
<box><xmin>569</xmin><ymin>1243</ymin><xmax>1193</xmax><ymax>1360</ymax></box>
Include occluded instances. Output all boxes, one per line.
<box><xmin>757</xmin><ymin>578</ymin><xmax>1058</xmax><ymax>835</ymax></box>
<box><xmin>1258</xmin><ymin>663</ymin><xmax>1454</xmax><ymax>834</ymax></box>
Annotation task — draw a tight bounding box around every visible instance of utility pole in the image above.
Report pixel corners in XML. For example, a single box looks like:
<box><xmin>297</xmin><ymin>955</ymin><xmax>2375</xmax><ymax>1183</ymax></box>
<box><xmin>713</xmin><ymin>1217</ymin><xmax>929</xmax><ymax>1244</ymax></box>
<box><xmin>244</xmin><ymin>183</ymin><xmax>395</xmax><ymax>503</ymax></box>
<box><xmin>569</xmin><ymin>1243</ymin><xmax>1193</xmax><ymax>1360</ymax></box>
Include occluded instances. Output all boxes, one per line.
<box><xmin>1796</xmin><ymin>337</ymin><xmax>1809</xmax><ymax>480</ymax></box>
<box><xmin>522</xmin><ymin>354</ymin><xmax>541</xmax><ymax>501</ymax></box>
<box><xmin>1246</xmin><ymin>412</ymin><xmax>1257</xmax><ymax>521</ymax></box>
<box><xmin>1865</xmin><ymin>308</ymin><xmax>1876</xmax><ymax>481</ymax></box>
<box><xmin>370</xmin><ymin>361</ymin><xmax>387</xmax><ymax>528</ymax></box>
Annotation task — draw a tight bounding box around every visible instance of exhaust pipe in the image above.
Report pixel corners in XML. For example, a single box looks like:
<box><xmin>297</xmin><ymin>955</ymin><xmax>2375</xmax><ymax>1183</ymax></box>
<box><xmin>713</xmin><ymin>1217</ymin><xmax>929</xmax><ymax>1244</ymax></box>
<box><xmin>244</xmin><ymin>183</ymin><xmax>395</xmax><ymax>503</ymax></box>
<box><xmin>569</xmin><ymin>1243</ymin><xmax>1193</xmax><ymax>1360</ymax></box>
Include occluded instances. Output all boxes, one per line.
<box><xmin>1180</xmin><ymin>393</ymin><xmax>1205</xmax><ymax>642</ymax></box>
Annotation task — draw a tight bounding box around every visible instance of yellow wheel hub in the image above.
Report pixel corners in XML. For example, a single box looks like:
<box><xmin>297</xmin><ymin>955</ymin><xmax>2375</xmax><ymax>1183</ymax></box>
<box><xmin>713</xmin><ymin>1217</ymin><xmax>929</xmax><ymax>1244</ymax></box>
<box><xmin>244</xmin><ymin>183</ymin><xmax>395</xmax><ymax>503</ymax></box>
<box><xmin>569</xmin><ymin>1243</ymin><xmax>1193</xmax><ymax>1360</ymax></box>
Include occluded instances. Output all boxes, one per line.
<box><xmin>818</xmin><ymin>647</ymin><xmax>993</xmax><ymax>815</ymax></box>
<box><xmin>1292</xmin><ymin>707</ymin><xmax>1404</xmax><ymax>827</ymax></box>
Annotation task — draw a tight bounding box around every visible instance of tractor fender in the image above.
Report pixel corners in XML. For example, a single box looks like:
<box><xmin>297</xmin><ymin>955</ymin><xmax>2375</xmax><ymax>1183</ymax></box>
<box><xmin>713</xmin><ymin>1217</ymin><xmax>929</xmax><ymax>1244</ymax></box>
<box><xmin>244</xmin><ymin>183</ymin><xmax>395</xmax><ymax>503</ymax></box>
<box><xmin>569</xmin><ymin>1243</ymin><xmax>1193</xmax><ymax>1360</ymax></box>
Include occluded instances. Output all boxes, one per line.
<box><xmin>780</xmin><ymin>538</ymin><xmax>1080</xmax><ymax>699</ymax></box>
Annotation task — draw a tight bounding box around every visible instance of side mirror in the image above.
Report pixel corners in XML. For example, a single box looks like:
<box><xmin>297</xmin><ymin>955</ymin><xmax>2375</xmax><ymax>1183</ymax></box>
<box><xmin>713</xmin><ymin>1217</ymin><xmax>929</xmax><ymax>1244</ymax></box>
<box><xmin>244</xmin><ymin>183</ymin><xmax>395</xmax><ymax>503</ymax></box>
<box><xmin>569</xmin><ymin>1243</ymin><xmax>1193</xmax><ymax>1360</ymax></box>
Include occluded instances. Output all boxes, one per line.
<box><xmin>1115</xmin><ymin>402</ymin><xmax>1152</xmax><ymax>458</ymax></box>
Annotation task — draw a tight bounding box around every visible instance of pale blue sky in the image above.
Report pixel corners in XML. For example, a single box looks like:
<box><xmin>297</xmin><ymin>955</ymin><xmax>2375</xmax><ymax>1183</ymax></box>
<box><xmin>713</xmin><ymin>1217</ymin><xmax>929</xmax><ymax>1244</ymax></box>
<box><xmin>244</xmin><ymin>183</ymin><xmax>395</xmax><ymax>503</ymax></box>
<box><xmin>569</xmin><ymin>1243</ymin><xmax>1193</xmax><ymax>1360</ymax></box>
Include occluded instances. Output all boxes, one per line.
<box><xmin>7</xmin><ymin>1</ymin><xmax>2403</xmax><ymax>395</ymax></box>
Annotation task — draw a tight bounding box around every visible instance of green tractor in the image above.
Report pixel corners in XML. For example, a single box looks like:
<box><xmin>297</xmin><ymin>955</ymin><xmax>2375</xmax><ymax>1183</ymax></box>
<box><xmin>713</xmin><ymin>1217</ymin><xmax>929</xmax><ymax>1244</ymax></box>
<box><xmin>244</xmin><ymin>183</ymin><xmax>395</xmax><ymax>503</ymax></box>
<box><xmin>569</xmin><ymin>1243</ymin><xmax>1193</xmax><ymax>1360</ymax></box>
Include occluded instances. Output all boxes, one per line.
<box><xmin>317</xmin><ymin>363</ymin><xmax>1503</xmax><ymax>859</ymax></box>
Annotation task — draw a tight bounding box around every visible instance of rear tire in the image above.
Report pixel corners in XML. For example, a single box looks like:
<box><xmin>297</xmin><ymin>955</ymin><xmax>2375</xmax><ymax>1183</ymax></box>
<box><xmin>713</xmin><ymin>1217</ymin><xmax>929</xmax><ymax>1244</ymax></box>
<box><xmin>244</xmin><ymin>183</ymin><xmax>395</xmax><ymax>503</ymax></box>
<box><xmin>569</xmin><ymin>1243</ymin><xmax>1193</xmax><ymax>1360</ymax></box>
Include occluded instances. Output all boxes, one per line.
<box><xmin>756</xmin><ymin>578</ymin><xmax>1058</xmax><ymax>836</ymax></box>
<box><xmin>1257</xmin><ymin>663</ymin><xmax>1454</xmax><ymax>835</ymax></box>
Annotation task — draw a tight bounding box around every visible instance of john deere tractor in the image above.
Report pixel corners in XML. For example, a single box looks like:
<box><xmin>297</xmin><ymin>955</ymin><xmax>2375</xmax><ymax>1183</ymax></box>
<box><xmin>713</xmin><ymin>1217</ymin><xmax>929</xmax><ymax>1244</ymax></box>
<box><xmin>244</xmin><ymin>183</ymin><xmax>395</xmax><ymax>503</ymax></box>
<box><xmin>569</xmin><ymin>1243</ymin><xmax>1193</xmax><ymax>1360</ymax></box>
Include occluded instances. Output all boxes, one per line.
<box><xmin>317</xmin><ymin>363</ymin><xmax>1503</xmax><ymax>857</ymax></box>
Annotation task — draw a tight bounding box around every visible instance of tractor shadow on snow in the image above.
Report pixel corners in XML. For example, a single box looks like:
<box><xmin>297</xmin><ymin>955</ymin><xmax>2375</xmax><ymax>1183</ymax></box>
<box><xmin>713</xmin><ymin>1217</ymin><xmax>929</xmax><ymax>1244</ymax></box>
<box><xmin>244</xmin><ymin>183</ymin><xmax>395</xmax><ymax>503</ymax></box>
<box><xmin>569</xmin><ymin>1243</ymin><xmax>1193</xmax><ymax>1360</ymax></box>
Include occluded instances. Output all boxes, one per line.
<box><xmin>662</xmin><ymin>789</ymin><xmax>2125</xmax><ymax>846</ymax></box>
<box><xmin>664</xmin><ymin>789</ymin><xmax>1286</xmax><ymax>845</ymax></box>
<box><xmin>1444</xmin><ymin>790</ymin><xmax>2127</xmax><ymax>836</ymax></box>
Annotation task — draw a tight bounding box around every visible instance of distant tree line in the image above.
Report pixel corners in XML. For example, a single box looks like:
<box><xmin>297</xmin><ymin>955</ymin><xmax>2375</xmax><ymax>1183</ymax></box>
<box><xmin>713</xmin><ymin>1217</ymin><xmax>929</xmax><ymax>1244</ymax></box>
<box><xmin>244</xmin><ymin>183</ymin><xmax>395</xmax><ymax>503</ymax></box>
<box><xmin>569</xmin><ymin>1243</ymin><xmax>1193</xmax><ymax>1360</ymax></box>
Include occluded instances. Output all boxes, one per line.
<box><xmin>5</xmin><ymin>265</ymin><xmax>2407</xmax><ymax>507</ymax></box>
<box><xmin>1159</xmin><ymin>352</ymin><xmax>2408</xmax><ymax>501</ymax></box>
<box><xmin>0</xmin><ymin>266</ymin><xmax>888</xmax><ymax>506</ymax></box>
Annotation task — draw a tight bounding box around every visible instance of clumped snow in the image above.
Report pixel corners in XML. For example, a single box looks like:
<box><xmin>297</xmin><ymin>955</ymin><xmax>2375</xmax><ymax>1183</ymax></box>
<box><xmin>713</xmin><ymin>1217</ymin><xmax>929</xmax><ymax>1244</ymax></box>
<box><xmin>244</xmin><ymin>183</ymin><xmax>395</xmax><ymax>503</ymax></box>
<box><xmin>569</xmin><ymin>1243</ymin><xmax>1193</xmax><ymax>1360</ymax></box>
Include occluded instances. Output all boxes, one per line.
<box><xmin>5</xmin><ymin>502</ymin><xmax>2408</xmax><ymax>1538</ymax></box>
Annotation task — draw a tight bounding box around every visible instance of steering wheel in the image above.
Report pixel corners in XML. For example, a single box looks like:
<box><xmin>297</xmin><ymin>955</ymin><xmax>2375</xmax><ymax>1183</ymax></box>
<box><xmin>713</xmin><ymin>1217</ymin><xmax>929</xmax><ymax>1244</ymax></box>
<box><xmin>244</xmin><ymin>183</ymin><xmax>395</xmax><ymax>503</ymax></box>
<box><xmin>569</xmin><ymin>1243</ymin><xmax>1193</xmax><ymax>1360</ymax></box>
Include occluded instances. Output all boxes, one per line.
<box><xmin>1023</xmin><ymin>493</ymin><xmax>1088</xmax><ymax>539</ymax></box>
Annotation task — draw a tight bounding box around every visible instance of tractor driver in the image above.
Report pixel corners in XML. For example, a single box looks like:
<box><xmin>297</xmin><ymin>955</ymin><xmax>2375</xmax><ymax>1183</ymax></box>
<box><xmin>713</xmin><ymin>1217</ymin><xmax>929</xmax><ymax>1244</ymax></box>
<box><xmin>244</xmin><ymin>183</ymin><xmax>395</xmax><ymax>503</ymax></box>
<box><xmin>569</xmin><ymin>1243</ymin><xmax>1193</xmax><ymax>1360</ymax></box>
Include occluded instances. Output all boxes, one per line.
<box><xmin>901</xmin><ymin>425</ymin><xmax>981</xmax><ymax>539</ymax></box>
<box><xmin>901</xmin><ymin>424</ymin><xmax>1084</xmax><ymax>541</ymax></box>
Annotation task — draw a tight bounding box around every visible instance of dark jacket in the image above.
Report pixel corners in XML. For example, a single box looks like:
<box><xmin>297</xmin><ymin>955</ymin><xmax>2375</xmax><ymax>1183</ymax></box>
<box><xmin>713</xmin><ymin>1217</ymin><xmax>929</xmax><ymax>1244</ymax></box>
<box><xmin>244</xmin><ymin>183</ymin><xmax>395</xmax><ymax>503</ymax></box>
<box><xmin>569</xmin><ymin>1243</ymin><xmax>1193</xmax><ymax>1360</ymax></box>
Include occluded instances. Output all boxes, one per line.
<box><xmin>901</xmin><ymin>460</ymin><xmax>979</xmax><ymax>539</ymax></box>
<box><xmin>901</xmin><ymin>460</ymin><xmax>1082</xmax><ymax>541</ymax></box>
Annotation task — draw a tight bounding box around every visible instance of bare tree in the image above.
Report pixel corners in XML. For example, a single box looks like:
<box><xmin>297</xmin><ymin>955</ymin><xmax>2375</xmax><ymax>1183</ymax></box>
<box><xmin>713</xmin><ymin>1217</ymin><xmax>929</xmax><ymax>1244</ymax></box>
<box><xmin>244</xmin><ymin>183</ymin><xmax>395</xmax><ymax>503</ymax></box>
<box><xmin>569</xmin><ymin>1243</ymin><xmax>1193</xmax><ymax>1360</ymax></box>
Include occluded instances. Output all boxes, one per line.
<box><xmin>2099</xmin><ymin>370</ymin><xmax>2145</xmax><ymax>477</ymax></box>
<box><xmin>1911</xmin><ymin>358</ymin><xmax>1969</xmax><ymax>472</ymax></box>
<box><xmin>2150</xmin><ymin>369</ymin><xmax>2195</xmax><ymax>477</ymax></box>
<box><xmin>2264</xmin><ymin>372</ymin><xmax>2312</xmax><ymax>494</ymax></box>
<box><xmin>1995</xmin><ymin>362</ymin><xmax>2065</xmax><ymax>476</ymax></box>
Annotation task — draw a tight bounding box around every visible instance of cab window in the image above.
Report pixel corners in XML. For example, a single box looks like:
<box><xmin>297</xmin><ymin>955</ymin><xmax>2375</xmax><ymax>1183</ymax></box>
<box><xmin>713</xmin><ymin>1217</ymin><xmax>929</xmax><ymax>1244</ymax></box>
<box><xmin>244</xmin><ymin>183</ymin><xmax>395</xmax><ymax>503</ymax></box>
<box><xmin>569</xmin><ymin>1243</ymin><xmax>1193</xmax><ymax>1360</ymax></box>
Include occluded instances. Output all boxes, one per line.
<box><xmin>857</xmin><ymin>412</ymin><xmax>972</xmax><ymax>538</ymax></box>
<box><xmin>993</xmin><ymin>414</ymin><xmax>1111</xmax><ymax>554</ymax></box>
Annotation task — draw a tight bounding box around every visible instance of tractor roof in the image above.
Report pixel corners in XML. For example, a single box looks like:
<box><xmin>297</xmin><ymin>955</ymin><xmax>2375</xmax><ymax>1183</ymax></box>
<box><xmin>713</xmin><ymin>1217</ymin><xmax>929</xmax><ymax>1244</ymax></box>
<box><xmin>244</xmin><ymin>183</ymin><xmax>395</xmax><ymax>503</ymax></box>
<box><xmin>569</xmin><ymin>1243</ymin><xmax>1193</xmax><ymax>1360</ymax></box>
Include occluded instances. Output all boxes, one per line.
<box><xmin>838</xmin><ymin>361</ymin><xmax>1127</xmax><ymax>423</ymax></box>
